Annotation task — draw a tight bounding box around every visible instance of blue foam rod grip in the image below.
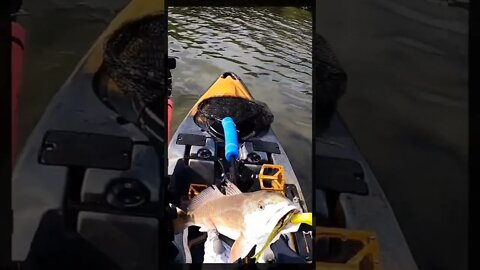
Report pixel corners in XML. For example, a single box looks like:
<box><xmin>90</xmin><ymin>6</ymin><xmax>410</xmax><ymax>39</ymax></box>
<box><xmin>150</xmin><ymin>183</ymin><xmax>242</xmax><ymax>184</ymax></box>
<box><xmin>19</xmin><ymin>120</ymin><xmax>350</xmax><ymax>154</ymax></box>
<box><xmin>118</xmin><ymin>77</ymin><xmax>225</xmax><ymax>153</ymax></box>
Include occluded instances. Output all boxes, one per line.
<box><xmin>222</xmin><ymin>117</ymin><xmax>239</xmax><ymax>162</ymax></box>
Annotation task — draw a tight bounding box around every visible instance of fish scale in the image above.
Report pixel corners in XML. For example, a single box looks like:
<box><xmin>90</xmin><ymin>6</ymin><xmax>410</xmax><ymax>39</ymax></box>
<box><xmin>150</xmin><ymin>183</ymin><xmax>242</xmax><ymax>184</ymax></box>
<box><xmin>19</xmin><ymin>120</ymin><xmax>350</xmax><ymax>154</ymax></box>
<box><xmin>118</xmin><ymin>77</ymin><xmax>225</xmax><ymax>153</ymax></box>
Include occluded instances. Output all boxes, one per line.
<box><xmin>192</xmin><ymin>194</ymin><xmax>248</xmax><ymax>233</ymax></box>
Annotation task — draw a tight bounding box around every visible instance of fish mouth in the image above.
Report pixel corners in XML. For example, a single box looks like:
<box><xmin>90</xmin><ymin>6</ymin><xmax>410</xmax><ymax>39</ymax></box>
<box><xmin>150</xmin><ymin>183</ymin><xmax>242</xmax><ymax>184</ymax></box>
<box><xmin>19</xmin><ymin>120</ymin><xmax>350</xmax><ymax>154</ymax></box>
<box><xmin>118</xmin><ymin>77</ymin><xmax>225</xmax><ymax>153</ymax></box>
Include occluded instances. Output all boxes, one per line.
<box><xmin>270</xmin><ymin>208</ymin><xmax>301</xmax><ymax>235</ymax></box>
<box><xmin>265</xmin><ymin>205</ymin><xmax>300</xmax><ymax>232</ymax></box>
<box><xmin>278</xmin><ymin>209</ymin><xmax>299</xmax><ymax>225</ymax></box>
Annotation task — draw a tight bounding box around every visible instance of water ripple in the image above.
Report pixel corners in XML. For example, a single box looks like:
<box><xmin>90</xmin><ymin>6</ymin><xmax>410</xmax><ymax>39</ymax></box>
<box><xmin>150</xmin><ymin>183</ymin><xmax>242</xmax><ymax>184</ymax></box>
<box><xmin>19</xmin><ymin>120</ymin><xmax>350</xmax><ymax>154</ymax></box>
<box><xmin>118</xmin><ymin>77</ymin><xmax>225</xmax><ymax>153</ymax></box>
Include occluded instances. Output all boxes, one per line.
<box><xmin>168</xmin><ymin>6</ymin><xmax>312</xmax><ymax>97</ymax></box>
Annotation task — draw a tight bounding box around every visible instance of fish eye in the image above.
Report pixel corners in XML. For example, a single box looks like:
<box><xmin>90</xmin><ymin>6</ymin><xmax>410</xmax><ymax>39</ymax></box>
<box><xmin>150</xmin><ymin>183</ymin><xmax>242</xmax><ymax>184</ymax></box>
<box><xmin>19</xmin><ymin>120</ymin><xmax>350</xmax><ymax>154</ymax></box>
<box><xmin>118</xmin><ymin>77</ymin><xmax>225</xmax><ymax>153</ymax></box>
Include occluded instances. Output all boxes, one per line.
<box><xmin>258</xmin><ymin>201</ymin><xmax>265</xmax><ymax>210</ymax></box>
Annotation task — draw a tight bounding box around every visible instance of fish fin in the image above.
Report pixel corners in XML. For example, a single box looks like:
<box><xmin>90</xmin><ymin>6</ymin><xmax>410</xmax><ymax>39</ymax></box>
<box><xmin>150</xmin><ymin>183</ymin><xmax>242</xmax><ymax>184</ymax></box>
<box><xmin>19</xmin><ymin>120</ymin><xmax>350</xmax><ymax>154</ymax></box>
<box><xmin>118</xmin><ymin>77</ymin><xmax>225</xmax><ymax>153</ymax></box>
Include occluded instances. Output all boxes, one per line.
<box><xmin>224</xmin><ymin>180</ymin><xmax>242</xmax><ymax>196</ymax></box>
<box><xmin>173</xmin><ymin>207</ymin><xmax>191</xmax><ymax>234</ymax></box>
<box><xmin>188</xmin><ymin>185</ymin><xmax>224</xmax><ymax>212</ymax></box>
<box><xmin>229</xmin><ymin>235</ymin><xmax>255</xmax><ymax>263</ymax></box>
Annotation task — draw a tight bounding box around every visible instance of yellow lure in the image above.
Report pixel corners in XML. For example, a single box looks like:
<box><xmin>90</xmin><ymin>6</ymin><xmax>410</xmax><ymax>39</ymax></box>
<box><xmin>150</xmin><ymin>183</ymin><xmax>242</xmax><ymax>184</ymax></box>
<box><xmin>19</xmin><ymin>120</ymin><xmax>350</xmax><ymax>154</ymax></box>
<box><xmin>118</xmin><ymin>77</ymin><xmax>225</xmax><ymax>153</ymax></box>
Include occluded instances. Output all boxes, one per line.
<box><xmin>291</xmin><ymin>212</ymin><xmax>312</xmax><ymax>226</ymax></box>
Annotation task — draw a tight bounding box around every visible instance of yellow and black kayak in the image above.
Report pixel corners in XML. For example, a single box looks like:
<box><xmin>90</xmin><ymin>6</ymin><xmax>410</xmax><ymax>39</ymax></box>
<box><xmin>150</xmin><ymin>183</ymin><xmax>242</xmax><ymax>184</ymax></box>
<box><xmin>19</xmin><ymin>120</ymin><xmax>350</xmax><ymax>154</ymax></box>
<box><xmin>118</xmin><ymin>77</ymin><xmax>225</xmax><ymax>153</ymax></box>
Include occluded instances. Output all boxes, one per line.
<box><xmin>167</xmin><ymin>72</ymin><xmax>312</xmax><ymax>263</ymax></box>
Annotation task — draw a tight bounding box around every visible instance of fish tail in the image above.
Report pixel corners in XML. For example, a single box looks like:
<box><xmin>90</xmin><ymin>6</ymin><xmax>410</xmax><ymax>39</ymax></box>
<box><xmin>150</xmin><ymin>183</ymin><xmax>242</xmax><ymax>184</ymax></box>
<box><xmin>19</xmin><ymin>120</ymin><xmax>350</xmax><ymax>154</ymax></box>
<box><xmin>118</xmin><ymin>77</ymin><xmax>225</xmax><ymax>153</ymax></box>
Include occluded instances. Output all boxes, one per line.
<box><xmin>173</xmin><ymin>207</ymin><xmax>191</xmax><ymax>234</ymax></box>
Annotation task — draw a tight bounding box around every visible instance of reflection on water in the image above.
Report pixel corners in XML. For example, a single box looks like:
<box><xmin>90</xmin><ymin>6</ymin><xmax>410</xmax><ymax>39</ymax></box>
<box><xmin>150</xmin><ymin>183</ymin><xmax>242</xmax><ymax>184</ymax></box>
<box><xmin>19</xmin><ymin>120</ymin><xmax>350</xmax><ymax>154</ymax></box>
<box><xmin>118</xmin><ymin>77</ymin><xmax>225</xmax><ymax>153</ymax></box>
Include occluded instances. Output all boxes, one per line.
<box><xmin>168</xmin><ymin>7</ymin><xmax>312</xmax><ymax>207</ymax></box>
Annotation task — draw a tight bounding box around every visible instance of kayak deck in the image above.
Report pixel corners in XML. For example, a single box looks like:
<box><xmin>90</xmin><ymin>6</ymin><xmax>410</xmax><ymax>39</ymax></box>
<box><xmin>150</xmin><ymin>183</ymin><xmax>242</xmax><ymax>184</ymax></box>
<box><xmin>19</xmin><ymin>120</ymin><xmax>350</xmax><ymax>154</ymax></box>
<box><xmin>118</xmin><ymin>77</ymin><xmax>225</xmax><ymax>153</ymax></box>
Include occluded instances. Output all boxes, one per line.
<box><xmin>167</xmin><ymin>73</ymin><xmax>312</xmax><ymax>263</ymax></box>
